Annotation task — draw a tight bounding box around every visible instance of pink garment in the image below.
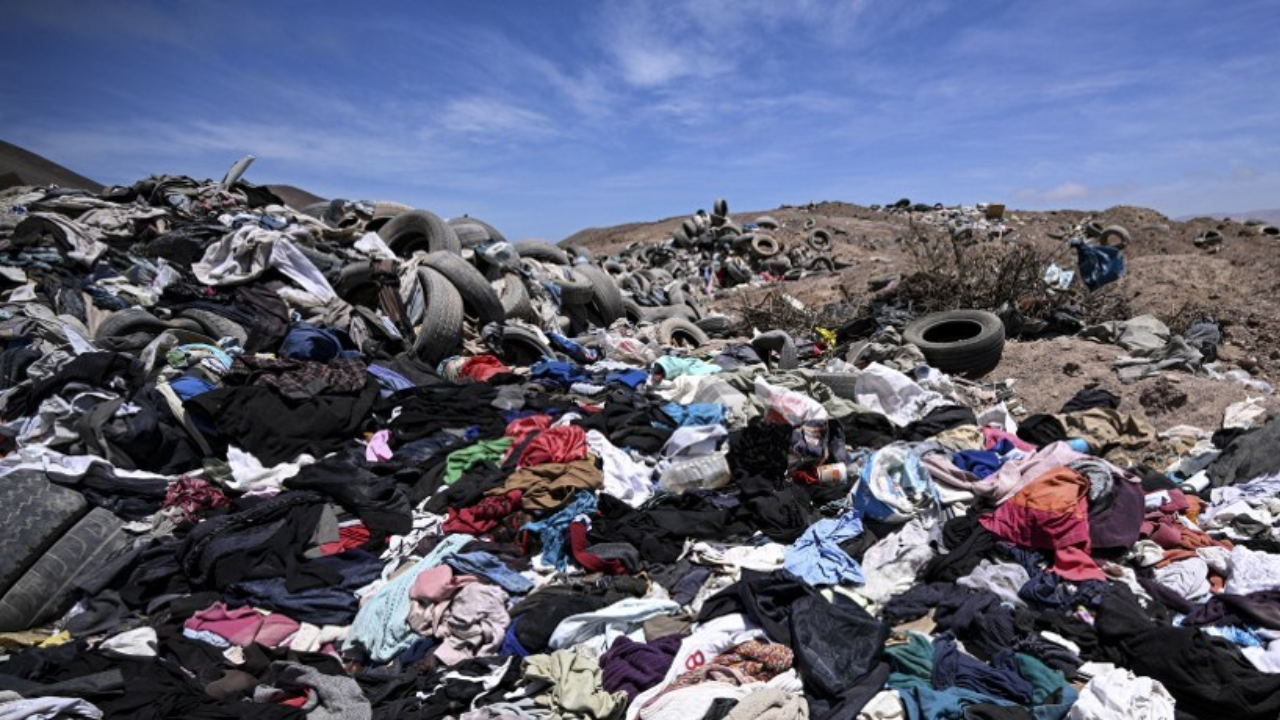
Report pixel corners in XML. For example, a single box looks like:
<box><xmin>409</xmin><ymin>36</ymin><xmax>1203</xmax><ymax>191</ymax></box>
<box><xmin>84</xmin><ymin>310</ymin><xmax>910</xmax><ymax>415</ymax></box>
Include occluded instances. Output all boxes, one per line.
<box><xmin>184</xmin><ymin>602</ymin><xmax>300</xmax><ymax>648</ymax></box>
<box><xmin>505</xmin><ymin>415</ymin><xmax>553</xmax><ymax>448</ymax></box>
<box><xmin>979</xmin><ymin>467</ymin><xmax>1107</xmax><ymax>582</ymax></box>
<box><xmin>983</xmin><ymin>426</ymin><xmax>1036</xmax><ymax>453</ymax></box>
<box><xmin>433</xmin><ymin>583</ymin><xmax>510</xmax><ymax>665</ymax></box>
<box><xmin>987</xmin><ymin>441</ymin><xmax>1087</xmax><ymax>504</ymax></box>
<box><xmin>406</xmin><ymin>565</ymin><xmax>478</xmax><ymax>634</ymax></box>
<box><xmin>365</xmin><ymin>429</ymin><xmax>394</xmax><ymax>463</ymax></box>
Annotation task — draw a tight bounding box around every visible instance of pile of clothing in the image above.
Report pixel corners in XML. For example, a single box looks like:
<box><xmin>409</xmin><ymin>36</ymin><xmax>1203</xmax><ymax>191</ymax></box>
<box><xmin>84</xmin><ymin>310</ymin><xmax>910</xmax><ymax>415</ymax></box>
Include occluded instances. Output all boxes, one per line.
<box><xmin>1</xmin><ymin>175</ymin><xmax>1279</xmax><ymax>720</ymax></box>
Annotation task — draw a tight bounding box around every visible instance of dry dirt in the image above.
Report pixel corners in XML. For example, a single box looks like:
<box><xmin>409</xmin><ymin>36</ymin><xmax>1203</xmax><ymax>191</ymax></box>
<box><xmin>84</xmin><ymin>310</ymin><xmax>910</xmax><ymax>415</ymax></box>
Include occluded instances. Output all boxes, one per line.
<box><xmin>564</xmin><ymin>201</ymin><xmax>1280</xmax><ymax>433</ymax></box>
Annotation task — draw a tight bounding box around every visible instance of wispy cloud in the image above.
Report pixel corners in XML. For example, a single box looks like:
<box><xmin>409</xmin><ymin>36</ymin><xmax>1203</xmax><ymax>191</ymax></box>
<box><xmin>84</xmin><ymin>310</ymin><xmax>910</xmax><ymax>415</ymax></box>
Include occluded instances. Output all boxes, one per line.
<box><xmin>438</xmin><ymin>97</ymin><xmax>555</xmax><ymax>140</ymax></box>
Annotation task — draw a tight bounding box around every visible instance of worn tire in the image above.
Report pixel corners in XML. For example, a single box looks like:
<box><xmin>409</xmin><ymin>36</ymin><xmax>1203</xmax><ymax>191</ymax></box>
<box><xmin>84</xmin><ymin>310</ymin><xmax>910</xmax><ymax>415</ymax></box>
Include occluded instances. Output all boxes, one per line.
<box><xmin>0</xmin><ymin>508</ymin><xmax>128</xmax><ymax>632</ymax></box>
<box><xmin>94</xmin><ymin>308</ymin><xmax>170</xmax><ymax>341</ymax></box>
<box><xmin>179</xmin><ymin>309</ymin><xmax>248</xmax><ymax>346</ymax></box>
<box><xmin>575</xmin><ymin>264</ymin><xmax>626</xmax><ymax>324</ymax></box>
<box><xmin>449</xmin><ymin>221</ymin><xmax>490</xmax><ymax>249</ymax></box>
<box><xmin>413</xmin><ymin>267</ymin><xmax>465</xmax><ymax>364</ymax></box>
<box><xmin>334</xmin><ymin>261</ymin><xmax>382</xmax><ymax>307</ymax></box>
<box><xmin>807</xmin><ymin>229</ymin><xmax>833</xmax><ymax>252</ymax></box>
<box><xmin>714</xmin><ymin>198</ymin><xmax>728</xmax><ymax>217</ymax></box>
<box><xmin>378</xmin><ymin>210</ymin><xmax>461</xmax><ymax>256</ymax></box>
<box><xmin>421</xmin><ymin>251</ymin><xmax>505</xmax><ymax>327</ymax></box>
<box><xmin>0</xmin><ymin>475</ymin><xmax>88</xmax><ymax>597</ymax></box>
<box><xmin>640</xmin><ymin>303</ymin><xmax>698</xmax><ymax>322</ymax></box>
<box><xmin>1083</xmin><ymin>221</ymin><xmax>1105</xmax><ymax>239</ymax></box>
<box><xmin>561</xmin><ymin>244</ymin><xmax>594</xmax><ymax>263</ymax></box>
<box><xmin>498</xmin><ymin>273</ymin><xmax>534</xmax><ymax>321</ymax></box>
<box><xmin>657</xmin><ymin>318</ymin><xmax>709</xmax><ymax>348</ymax></box>
<box><xmin>515</xmin><ymin>240</ymin><xmax>570</xmax><ymax>266</ymax></box>
<box><xmin>695</xmin><ymin>314</ymin><xmax>737</xmax><ymax>336</ymax></box>
<box><xmin>903</xmin><ymin>309</ymin><xmax>1005</xmax><ymax>377</ymax></box>
<box><xmin>1098</xmin><ymin>225</ymin><xmax>1130</xmax><ymax>248</ymax></box>
<box><xmin>811</xmin><ymin>371</ymin><xmax>860</xmax><ymax>400</ymax></box>
<box><xmin>500</xmin><ymin>325</ymin><xmax>554</xmax><ymax>365</ymax></box>
<box><xmin>754</xmin><ymin>215</ymin><xmax>780</xmax><ymax>230</ymax></box>
<box><xmin>372</xmin><ymin>201</ymin><xmax>414</xmax><ymax>221</ymax></box>
<box><xmin>1258</xmin><ymin>225</ymin><xmax>1280</xmax><ymax>237</ymax></box>
<box><xmin>751</xmin><ymin>330</ymin><xmax>799</xmax><ymax>370</ymax></box>
<box><xmin>553</xmin><ymin>268</ymin><xmax>595</xmax><ymax>305</ymax></box>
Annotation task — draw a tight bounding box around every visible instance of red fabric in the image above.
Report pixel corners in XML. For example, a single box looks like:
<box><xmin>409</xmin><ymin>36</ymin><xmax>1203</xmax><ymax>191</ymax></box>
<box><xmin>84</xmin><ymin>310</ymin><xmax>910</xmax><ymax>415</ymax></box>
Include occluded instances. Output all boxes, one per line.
<box><xmin>983</xmin><ymin>426</ymin><xmax>1036</xmax><ymax>453</ymax></box>
<box><xmin>569</xmin><ymin>521</ymin><xmax>627</xmax><ymax>575</ymax></box>
<box><xmin>505</xmin><ymin>415</ymin><xmax>553</xmax><ymax>447</ymax></box>
<box><xmin>443</xmin><ymin>490</ymin><xmax>523</xmax><ymax>535</ymax></box>
<box><xmin>516</xmin><ymin>425</ymin><xmax>588</xmax><ymax>468</ymax></box>
<box><xmin>321</xmin><ymin>522</ymin><xmax>372</xmax><ymax>555</ymax></box>
<box><xmin>162</xmin><ymin>476</ymin><xmax>230</xmax><ymax>523</ymax></box>
<box><xmin>461</xmin><ymin>354</ymin><xmax>511</xmax><ymax>382</ymax></box>
<box><xmin>279</xmin><ymin>690</ymin><xmax>312</xmax><ymax>708</ymax></box>
<box><xmin>979</xmin><ymin>467</ymin><xmax>1106</xmax><ymax>582</ymax></box>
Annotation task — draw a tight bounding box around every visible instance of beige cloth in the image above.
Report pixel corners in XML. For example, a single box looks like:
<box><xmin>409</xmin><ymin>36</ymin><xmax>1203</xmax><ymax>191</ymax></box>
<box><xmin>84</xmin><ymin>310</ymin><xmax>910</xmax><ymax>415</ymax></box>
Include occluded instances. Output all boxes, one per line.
<box><xmin>523</xmin><ymin>649</ymin><xmax>626</xmax><ymax>720</ymax></box>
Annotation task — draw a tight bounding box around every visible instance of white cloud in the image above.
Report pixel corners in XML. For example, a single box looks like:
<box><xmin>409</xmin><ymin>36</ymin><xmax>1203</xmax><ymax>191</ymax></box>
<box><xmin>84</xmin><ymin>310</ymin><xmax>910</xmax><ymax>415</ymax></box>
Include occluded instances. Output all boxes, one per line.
<box><xmin>438</xmin><ymin>96</ymin><xmax>555</xmax><ymax>139</ymax></box>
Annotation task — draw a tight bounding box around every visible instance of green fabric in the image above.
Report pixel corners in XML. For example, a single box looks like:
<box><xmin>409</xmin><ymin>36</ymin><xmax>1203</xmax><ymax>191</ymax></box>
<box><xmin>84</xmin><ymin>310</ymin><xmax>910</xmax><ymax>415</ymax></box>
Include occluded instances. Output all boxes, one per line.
<box><xmin>1016</xmin><ymin>653</ymin><xmax>1066</xmax><ymax>705</ymax></box>
<box><xmin>443</xmin><ymin>437</ymin><xmax>513</xmax><ymax>484</ymax></box>
<box><xmin>886</xmin><ymin>632</ymin><xmax>933</xmax><ymax>690</ymax></box>
<box><xmin>654</xmin><ymin>356</ymin><xmax>721</xmax><ymax>378</ymax></box>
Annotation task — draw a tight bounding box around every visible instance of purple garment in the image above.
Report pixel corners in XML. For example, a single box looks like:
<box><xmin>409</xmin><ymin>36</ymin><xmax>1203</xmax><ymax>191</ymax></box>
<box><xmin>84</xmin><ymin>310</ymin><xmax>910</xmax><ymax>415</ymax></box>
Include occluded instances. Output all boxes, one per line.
<box><xmin>600</xmin><ymin>634</ymin><xmax>683</xmax><ymax>699</ymax></box>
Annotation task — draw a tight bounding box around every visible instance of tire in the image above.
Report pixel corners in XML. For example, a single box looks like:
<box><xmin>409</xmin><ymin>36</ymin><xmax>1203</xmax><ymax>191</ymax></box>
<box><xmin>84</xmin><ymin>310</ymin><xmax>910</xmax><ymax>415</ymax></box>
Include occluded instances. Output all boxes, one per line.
<box><xmin>1083</xmin><ymin>221</ymin><xmax>1105</xmax><ymax>238</ymax></box>
<box><xmin>498</xmin><ymin>273</ymin><xmax>534</xmax><ymax>321</ymax></box>
<box><xmin>1259</xmin><ymin>225</ymin><xmax>1280</xmax><ymax>237</ymax></box>
<box><xmin>575</xmin><ymin>264</ymin><xmax>626</xmax><ymax>324</ymax></box>
<box><xmin>714</xmin><ymin>198</ymin><xmax>728</xmax><ymax>217</ymax></box>
<box><xmin>811</xmin><ymin>371</ymin><xmax>859</xmax><ymax>400</ymax></box>
<box><xmin>724</xmin><ymin>257</ymin><xmax>752</xmax><ymax>284</ymax></box>
<box><xmin>1098</xmin><ymin>225</ymin><xmax>1130</xmax><ymax>248</ymax></box>
<box><xmin>807</xmin><ymin>256</ymin><xmax>835</xmax><ymax>272</ymax></box>
<box><xmin>755</xmin><ymin>215</ymin><xmax>780</xmax><ymax>230</ymax></box>
<box><xmin>413</xmin><ymin>267</ymin><xmax>465</xmax><ymax>364</ymax></box>
<box><xmin>449</xmin><ymin>216</ymin><xmax>507</xmax><ymax>247</ymax></box>
<box><xmin>695</xmin><ymin>315</ymin><xmax>737</xmax><ymax>336</ymax></box>
<box><xmin>553</xmin><ymin>268</ymin><xmax>594</xmax><ymax>305</ymax></box>
<box><xmin>421</xmin><ymin>251</ymin><xmax>505</xmax><ymax>327</ymax></box>
<box><xmin>681</xmin><ymin>220</ymin><xmax>698</xmax><ymax>239</ymax></box>
<box><xmin>299</xmin><ymin>201</ymin><xmax>332</xmax><ymax>221</ymax></box>
<box><xmin>448</xmin><ymin>221</ymin><xmax>490</xmax><ymax>249</ymax></box>
<box><xmin>0</xmin><ymin>508</ymin><xmax>128</xmax><ymax>632</ymax></box>
<box><xmin>0</xmin><ymin>475</ymin><xmax>88</xmax><ymax>596</ymax></box>
<box><xmin>94</xmin><ymin>308</ymin><xmax>170</xmax><ymax>340</ymax></box>
<box><xmin>378</xmin><ymin>210</ymin><xmax>461</xmax><ymax>256</ymax></box>
<box><xmin>334</xmin><ymin>261</ymin><xmax>382</xmax><ymax>306</ymax></box>
<box><xmin>657</xmin><ymin>318</ymin><xmax>709</xmax><ymax>348</ymax></box>
<box><xmin>500</xmin><ymin>325</ymin><xmax>554</xmax><ymax>366</ymax></box>
<box><xmin>561</xmin><ymin>244</ymin><xmax>594</xmax><ymax>263</ymax></box>
<box><xmin>751</xmin><ymin>330</ymin><xmax>799</xmax><ymax>370</ymax></box>
<box><xmin>903</xmin><ymin>309</ymin><xmax>1005</xmax><ymax>377</ymax></box>
<box><xmin>807</xmin><ymin>229</ymin><xmax>833</xmax><ymax>252</ymax></box>
<box><xmin>179</xmin><ymin>309</ymin><xmax>248</xmax><ymax>346</ymax></box>
<box><xmin>640</xmin><ymin>303</ymin><xmax>697</xmax><ymax>322</ymax></box>
<box><xmin>623</xmin><ymin>298</ymin><xmax>646</xmax><ymax>323</ymax></box>
<box><xmin>515</xmin><ymin>240</ymin><xmax>570</xmax><ymax>266</ymax></box>
<box><xmin>372</xmin><ymin>201</ymin><xmax>414</xmax><ymax>221</ymax></box>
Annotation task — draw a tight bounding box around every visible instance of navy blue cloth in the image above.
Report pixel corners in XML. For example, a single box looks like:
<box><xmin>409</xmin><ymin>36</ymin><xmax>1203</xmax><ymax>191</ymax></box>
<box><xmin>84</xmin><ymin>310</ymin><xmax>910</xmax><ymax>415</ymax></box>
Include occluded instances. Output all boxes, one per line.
<box><xmin>954</xmin><ymin>450</ymin><xmax>1002</xmax><ymax>479</ymax></box>
<box><xmin>932</xmin><ymin>633</ymin><xmax>1034</xmax><ymax>705</ymax></box>
<box><xmin>279</xmin><ymin>323</ymin><xmax>359</xmax><ymax>362</ymax></box>
<box><xmin>605</xmin><ymin>368</ymin><xmax>648</xmax><ymax>389</ymax></box>
<box><xmin>529</xmin><ymin>360</ymin><xmax>590</xmax><ymax>390</ymax></box>
<box><xmin>1073</xmin><ymin>240</ymin><xmax>1124</xmax><ymax>290</ymax></box>
<box><xmin>224</xmin><ymin>549</ymin><xmax>382</xmax><ymax>625</ymax></box>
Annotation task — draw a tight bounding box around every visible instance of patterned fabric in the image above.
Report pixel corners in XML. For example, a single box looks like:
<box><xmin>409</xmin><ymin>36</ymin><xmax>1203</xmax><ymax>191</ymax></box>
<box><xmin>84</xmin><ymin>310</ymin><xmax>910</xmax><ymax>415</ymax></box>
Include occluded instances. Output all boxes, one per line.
<box><xmin>223</xmin><ymin>355</ymin><xmax>367</xmax><ymax>399</ymax></box>
<box><xmin>162</xmin><ymin>476</ymin><xmax>230</xmax><ymax>524</ymax></box>
<box><xmin>668</xmin><ymin>640</ymin><xmax>795</xmax><ymax>688</ymax></box>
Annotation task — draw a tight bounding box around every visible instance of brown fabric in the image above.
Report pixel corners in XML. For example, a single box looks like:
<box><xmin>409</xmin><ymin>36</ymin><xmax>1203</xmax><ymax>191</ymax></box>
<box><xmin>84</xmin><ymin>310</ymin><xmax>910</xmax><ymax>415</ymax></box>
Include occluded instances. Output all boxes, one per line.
<box><xmin>496</xmin><ymin>457</ymin><xmax>603</xmax><ymax>511</ymax></box>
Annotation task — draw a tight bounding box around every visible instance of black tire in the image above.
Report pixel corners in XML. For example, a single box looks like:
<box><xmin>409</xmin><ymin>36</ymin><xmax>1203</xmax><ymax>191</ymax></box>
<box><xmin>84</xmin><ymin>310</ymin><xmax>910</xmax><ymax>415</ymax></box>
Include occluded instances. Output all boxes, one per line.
<box><xmin>0</xmin><ymin>508</ymin><xmax>128</xmax><ymax>632</ymax></box>
<box><xmin>421</xmin><ymin>251</ymin><xmax>505</xmax><ymax>327</ymax></box>
<box><xmin>755</xmin><ymin>215</ymin><xmax>780</xmax><ymax>230</ymax></box>
<box><xmin>714</xmin><ymin>198</ymin><xmax>728</xmax><ymax>217</ymax></box>
<box><xmin>575</xmin><ymin>264</ymin><xmax>625</xmax><ymax>324</ymax></box>
<box><xmin>1259</xmin><ymin>225</ymin><xmax>1280</xmax><ymax>237</ymax></box>
<box><xmin>751</xmin><ymin>330</ymin><xmax>798</xmax><ymax>370</ymax></box>
<box><xmin>640</xmin><ymin>303</ymin><xmax>698</xmax><ymax>322</ymax></box>
<box><xmin>903</xmin><ymin>309</ymin><xmax>1005</xmax><ymax>377</ymax></box>
<box><xmin>372</xmin><ymin>201</ymin><xmax>413</xmax><ymax>220</ymax></box>
<box><xmin>1098</xmin><ymin>225</ymin><xmax>1130</xmax><ymax>248</ymax></box>
<box><xmin>681</xmin><ymin>220</ymin><xmax>698</xmax><ymax>239</ymax></box>
<box><xmin>811</xmin><ymin>371</ymin><xmax>859</xmax><ymax>400</ymax></box>
<box><xmin>179</xmin><ymin>309</ymin><xmax>248</xmax><ymax>346</ymax></box>
<box><xmin>1083</xmin><ymin>220</ymin><xmax>1105</xmax><ymax>238</ymax></box>
<box><xmin>807</xmin><ymin>256</ymin><xmax>835</xmax><ymax>272</ymax></box>
<box><xmin>498</xmin><ymin>273</ymin><xmax>534</xmax><ymax>321</ymax></box>
<box><xmin>413</xmin><ymin>267</ymin><xmax>465</xmax><ymax>364</ymax></box>
<box><xmin>0</xmin><ymin>475</ymin><xmax>88</xmax><ymax>596</ymax></box>
<box><xmin>553</xmin><ymin>268</ymin><xmax>594</xmax><ymax>305</ymax></box>
<box><xmin>500</xmin><ymin>325</ymin><xmax>554</xmax><ymax>365</ymax></box>
<box><xmin>724</xmin><ymin>257</ymin><xmax>752</xmax><ymax>284</ymax></box>
<box><xmin>807</xmin><ymin>229</ymin><xmax>833</xmax><ymax>252</ymax></box>
<box><xmin>449</xmin><ymin>221</ymin><xmax>490</xmax><ymax>249</ymax></box>
<box><xmin>695</xmin><ymin>315</ymin><xmax>737</xmax><ymax>336</ymax></box>
<box><xmin>94</xmin><ymin>308</ymin><xmax>170</xmax><ymax>341</ymax></box>
<box><xmin>623</xmin><ymin>298</ymin><xmax>646</xmax><ymax>323</ymax></box>
<box><xmin>515</xmin><ymin>240</ymin><xmax>570</xmax><ymax>266</ymax></box>
<box><xmin>334</xmin><ymin>261</ymin><xmax>381</xmax><ymax>306</ymax></box>
<box><xmin>449</xmin><ymin>216</ymin><xmax>507</xmax><ymax>247</ymax></box>
<box><xmin>657</xmin><ymin>318</ymin><xmax>709</xmax><ymax>348</ymax></box>
<box><xmin>561</xmin><ymin>244</ymin><xmax>594</xmax><ymax>263</ymax></box>
<box><xmin>378</xmin><ymin>210</ymin><xmax>461</xmax><ymax>256</ymax></box>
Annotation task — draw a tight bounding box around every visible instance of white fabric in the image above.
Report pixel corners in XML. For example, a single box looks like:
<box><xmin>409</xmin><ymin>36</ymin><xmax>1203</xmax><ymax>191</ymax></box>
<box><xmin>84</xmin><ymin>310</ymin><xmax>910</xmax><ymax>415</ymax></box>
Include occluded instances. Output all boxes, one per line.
<box><xmin>853</xmin><ymin>363</ymin><xmax>950</xmax><ymax>427</ymax></box>
<box><xmin>99</xmin><ymin>627</ymin><xmax>157</xmax><ymax>657</ymax></box>
<box><xmin>637</xmin><ymin>673</ymin><xmax>803</xmax><ymax>720</ymax></box>
<box><xmin>1226</xmin><ymin>545</ymin><xmax>1280</xmax><ymax>595</ymax></box>
<box><xmin>1068</xmin><ymin>662</ymin><xmax>1175</xmax><ymax>720</ymax></box>
<box><xmin>193</xmin><ymin>225</ymin><xmax>335</xmax><ymax>304</ymax></box>
<box><xmin>1153</xmin><ymin>557</ymin><xmax>1210</xmax><ymax>601</ymax></box>
<box><xmin>0</xmin><ymin>694</ymin><xmax>103</xmax><ymax>720</ymax></box>
<box><xmin>956</xmin><ymin>559</ymin><xmax>1031</xmax><ymax>608</ymax></box>
<box><xmin>858</xmin><ymin>690</ymin><xmax>906</xmax><ymax>719</ymax></box>
<box><xmin>548</xmin><ymin>597</ymin><xmax>680</xmax><ymax>654</ymax></box>
<box><xmin>1242</xmin><ymin>639</ymin><xmax>1280</xmax><ymax>674</ymax></box>
<box><xmin>856</xmin><ymin>517</ymin><xmax>935</xmax><ymax>607</ymax></box>
<box><xmin>587</xmin><ymin>430</ymin><xmax>653</xmax><ymax>508</ymax></box>
<box><xmin>660</xmin><ymin>424</ymin><xmax>728</xmax><ymax>459</ymax></box>
<box><xmin>224</xmin><ymin>445</ymin><xmax>314</xmax><ymax>495</ymax></box>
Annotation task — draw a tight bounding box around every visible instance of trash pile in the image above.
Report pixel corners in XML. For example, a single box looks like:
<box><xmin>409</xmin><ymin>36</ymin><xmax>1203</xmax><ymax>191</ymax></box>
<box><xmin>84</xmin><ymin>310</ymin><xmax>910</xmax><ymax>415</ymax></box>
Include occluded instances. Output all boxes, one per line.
<box><xmin>2</xmin><ymin>165</ymin><xmax>1280</xmax><ymax>720</ymax></box>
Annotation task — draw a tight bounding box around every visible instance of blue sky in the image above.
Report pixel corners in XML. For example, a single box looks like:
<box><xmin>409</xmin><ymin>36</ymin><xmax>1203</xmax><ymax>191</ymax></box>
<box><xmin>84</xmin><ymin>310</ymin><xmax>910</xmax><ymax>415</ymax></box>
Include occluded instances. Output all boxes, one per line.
<box><xmin>3</xmin><ymin>1</ymin><xmax>1278</xmax><ymax>239</ymax></box>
